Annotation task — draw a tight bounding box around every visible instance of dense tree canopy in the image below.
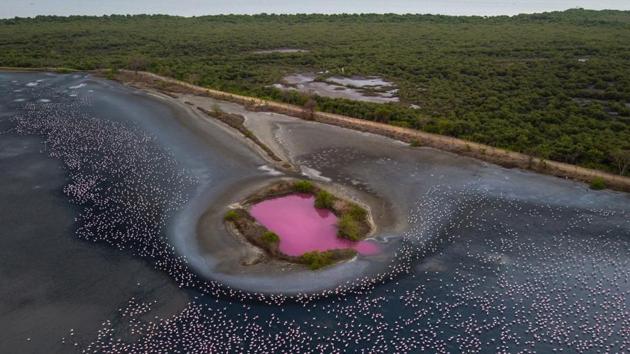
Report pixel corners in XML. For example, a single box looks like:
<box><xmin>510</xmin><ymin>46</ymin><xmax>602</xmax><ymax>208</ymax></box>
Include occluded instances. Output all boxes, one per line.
<box><xmin>1</xmin><ymin>9</ymin><xmax>629</xmax><ymax>174</ymax></box>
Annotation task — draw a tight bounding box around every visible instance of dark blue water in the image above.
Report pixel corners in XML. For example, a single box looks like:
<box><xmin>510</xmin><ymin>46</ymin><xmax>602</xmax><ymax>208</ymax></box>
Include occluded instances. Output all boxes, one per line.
<box><xmin>1</xmin><ymin>72</ymin><xmax>628</xmax><ymax>353</ymax></box>
<box><xmin>0</xmin><ymin>73</ymin><xmax>189</xmax><ymax>353</ymax></box>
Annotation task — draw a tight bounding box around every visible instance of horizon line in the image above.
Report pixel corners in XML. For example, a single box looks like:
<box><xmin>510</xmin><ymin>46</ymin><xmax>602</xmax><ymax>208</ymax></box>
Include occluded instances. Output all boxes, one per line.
<box><xmin>3</xmin><ymin>7</ymin><xmax>628</xmax><ymax>20</ymax></box>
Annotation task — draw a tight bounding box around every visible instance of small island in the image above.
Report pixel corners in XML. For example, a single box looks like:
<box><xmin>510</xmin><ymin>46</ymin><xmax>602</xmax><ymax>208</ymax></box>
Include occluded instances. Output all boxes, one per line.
<box><xmin>224</xmin><ymin>179</ymin><xmax>376</xmax><ymax>269</ymax></box>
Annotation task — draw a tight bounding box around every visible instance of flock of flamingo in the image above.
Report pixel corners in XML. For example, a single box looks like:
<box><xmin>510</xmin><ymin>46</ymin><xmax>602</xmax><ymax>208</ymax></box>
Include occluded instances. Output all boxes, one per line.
<box><xmin>5</xmin><ymin>75</ymin><xmax>629</xmax><ymax>353</ymax></box>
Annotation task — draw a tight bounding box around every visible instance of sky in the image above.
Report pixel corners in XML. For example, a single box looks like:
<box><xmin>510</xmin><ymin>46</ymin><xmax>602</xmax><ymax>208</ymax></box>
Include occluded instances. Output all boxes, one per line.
<box><xmin>2</xmin><ymin>0</ymin><xmax>630</xmax><ymax>19</ymax></box>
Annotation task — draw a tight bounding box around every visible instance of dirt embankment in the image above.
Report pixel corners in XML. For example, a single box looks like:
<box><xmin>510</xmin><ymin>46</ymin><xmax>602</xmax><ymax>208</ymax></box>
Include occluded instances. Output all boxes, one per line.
<box><xmin>195</xmin><ymin>106</ymin><xmax>284</xmax><ymax>164</ymax></box>
<box><xmin>103</xmin><ymin>69</ymin><xmax>630</xmax><ymax>193</ymax></box>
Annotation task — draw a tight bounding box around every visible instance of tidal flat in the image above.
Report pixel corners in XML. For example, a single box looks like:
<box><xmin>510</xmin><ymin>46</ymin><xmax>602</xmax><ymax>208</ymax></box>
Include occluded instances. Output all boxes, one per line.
<box><xmin>273</xmin><ymin>73</ymin><xmax>399</xmax><ymax>104</ymax></box>
<box><xmin>1</xmin><ymin>71</ymin><xmax>628</xmax><ymax>353</ymax></box>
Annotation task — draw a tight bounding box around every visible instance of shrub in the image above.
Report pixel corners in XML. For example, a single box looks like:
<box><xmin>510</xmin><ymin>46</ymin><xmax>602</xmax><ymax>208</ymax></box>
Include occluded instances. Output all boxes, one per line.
<box><xmin>337</xmin><ymin>214</ymin><xmax>360</xmax><ymax>241</ymax></box>
<box><xmin>303</xmin><ymin>98</ymin><xmax>317</xmax><ymax>120</ymax></box>
<box><xmin>224</xmin><ymin>210</ymin><xmax>239</xmax><ymax>221</ymax></box>
<box><xmin>55</xmin><ymin>67</ymin><xmax>74</xmax><ymax>74</ymax></box>
<box><xmin>299</xmin><ymin>251</ymin><xmax>334</xmax><ymax>270</ymax></box>
<box><xmin>260</xmin><ymin>231</ymin><xmax>280</xmax><ymax>245</ymax></box>
<box><xmin>589</xmin><ymin>177</ymin><xmax>606</xmax><ymax>190</ymax></box>
<box><xmin>539</xmin><ymin>159</ymin><xmax>548</xmax><ymax>170</ymax></box>
<box><xmin>293</xmin><ymin>180</ymin><xmax>314</xmax><ymax>193</ymax></box>
<box><xmin>105</xmin><ymin>67</ymin><xmax>119</xmax><ymax>80</ymax></box>
<box><xmin>211</xmin><ymin>103</ymin><xmax>223</xmax><ymax>116</ymax></box>
<box><xmin>348</xmin><ymin>204</ymin><xmax>367</xmax><ymax>220</ymax></box>
<box><xmin>314</xmin><ymin>190</ymin><xmax>335</xmax><ymax>209</ymax></box>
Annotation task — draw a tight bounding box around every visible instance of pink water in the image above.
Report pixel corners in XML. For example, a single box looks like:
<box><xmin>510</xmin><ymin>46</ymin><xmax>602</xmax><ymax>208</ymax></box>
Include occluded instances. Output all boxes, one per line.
<box><xmin>249</xmin><ymin>194</ymin><xmax>379</xmax><ymax>257</ymax></box>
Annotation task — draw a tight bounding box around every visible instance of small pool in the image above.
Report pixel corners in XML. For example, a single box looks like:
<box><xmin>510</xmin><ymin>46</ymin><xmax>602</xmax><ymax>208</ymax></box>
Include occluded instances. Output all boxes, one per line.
<box><xmin>250</xmin><ymin>194</ymin><xmax>379</xmax><ymax>257</ymax></box>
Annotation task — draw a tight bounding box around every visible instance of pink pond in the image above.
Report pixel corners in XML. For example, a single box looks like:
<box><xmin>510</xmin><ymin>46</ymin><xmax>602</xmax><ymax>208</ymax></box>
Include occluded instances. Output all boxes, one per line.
<box><xmin>249</xmin><ymin>194</ymin><xmax>379</xmax><ymax>257</ymax></box>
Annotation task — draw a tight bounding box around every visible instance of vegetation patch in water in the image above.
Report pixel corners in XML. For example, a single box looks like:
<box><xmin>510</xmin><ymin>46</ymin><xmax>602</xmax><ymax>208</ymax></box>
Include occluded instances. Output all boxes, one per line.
<box><xmin>299</xmin><ymin>250</ymin><xmax>356</xmax><ymax>270</ymax></box>
<box><xmin>260</xmin><ymin>231</ymin><xmax>280</xmax><ymax>245</ymax></box>
<box><xmin>314</xmin><ymin>190</ymin><xmax>335</xmax><ymax>209</ymax></box>
<box><xmin>292</xmin><ymin>180</ymin><xmax>315</xmax><ymax>193</ymax></box>
<box><xmin>590</xmin><ymin>177</ymin><xmax>607</xmax><ymax>190</ymax></box>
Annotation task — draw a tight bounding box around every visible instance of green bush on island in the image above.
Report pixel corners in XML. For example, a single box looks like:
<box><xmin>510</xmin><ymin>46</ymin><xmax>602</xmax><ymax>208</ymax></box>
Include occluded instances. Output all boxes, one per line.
<box><xmin>348</xmin><ymin>204</ymin><xmax>367</xmax><ymax>220</ymax></box>
<box><xmin>293</xmin><ymin>180</ymin><xmax>315</xmax><ymax>193</ymax></box>
<box><xmin>590</xmin><ymin>177</ymin><xmax>607</xmax><ymax>190</ymax></box>
<box><xmin>337</xmin><ymin>214</ymin><xmax>361</xmax><ymax>241</ymax></box>
<box><xmin>260</xmin><ymin>231</ymin><xmax>280</xmax><ymax>245</ymax></box>
<box><xmin>224</xmin><ymin>210</ymin><xmax>239</xmax><ymax>221</ymax></box>
<box><xmin>299</xmin><ymin>251</ymin><xmax>335</xmax><ymax>270</ymax></box>
<box><xmin>314</xmin><ymin>190</ymin><xmax>335</xmax><ymax>209</ymax></box>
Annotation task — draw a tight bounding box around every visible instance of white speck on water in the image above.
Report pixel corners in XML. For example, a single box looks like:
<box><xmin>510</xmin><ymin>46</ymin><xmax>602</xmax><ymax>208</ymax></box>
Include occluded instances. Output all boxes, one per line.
<box><xmin>69</xmin><ymin>83</ymin><xmax>87</xmax><ymax>90</ymax></box>
<box><xmin>301</xmin><ymin>166</ymin><xmax>331</xmax><ymax>182</ymax></box>
<box><xmin>258</xmin><ymin>165</ymin><xmax>283</xmax><ymax>176</ymax></box>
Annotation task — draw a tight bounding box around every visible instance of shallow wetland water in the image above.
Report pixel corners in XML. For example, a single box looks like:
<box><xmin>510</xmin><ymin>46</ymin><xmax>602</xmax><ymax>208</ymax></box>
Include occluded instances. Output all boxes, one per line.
<box><xmin>0</xmin><ymin>71</ymin><xmax>628</xmax><ymax>353</ymax></box>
